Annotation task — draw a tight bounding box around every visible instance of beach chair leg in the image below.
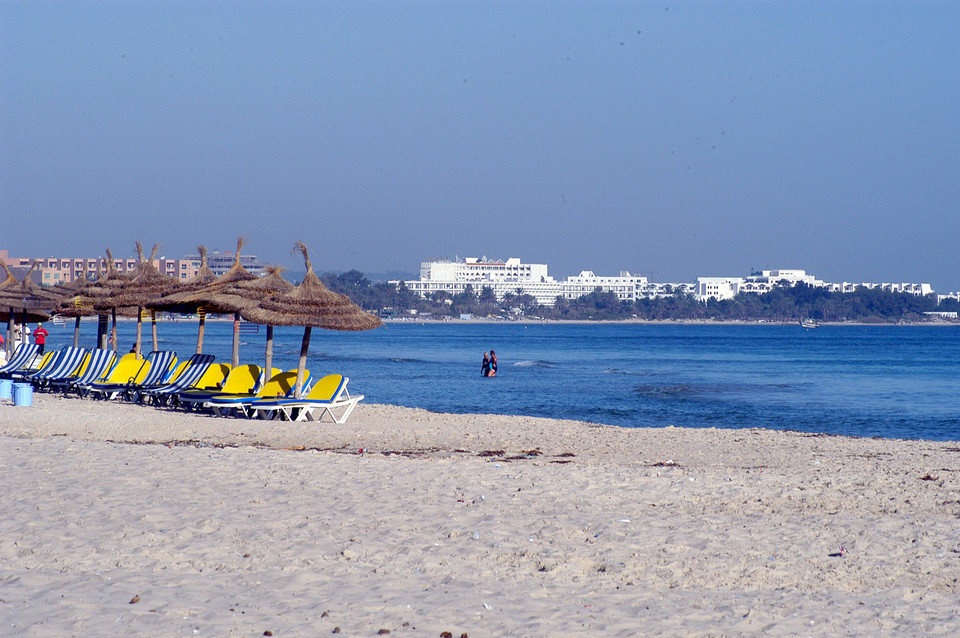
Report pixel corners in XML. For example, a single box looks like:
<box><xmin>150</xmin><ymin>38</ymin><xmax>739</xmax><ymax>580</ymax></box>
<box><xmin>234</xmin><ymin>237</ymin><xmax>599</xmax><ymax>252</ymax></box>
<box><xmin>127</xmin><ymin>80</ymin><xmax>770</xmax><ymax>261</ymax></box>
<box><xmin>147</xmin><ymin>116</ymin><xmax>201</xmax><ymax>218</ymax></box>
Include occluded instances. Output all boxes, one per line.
<box><xmin>327</xmin><ymin>398</ymin><xmax>360</xmax><ymax>424</ymax></box>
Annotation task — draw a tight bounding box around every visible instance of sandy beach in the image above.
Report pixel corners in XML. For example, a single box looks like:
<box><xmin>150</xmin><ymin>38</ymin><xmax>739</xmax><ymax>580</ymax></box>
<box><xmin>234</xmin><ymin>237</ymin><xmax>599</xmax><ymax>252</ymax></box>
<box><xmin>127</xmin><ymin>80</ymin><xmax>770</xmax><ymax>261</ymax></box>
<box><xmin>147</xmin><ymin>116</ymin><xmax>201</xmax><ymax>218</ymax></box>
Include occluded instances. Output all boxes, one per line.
<box><xmin>2</xmin><ymin>394</ymin><xmax>959</xmax><ymax>636</ymax></box>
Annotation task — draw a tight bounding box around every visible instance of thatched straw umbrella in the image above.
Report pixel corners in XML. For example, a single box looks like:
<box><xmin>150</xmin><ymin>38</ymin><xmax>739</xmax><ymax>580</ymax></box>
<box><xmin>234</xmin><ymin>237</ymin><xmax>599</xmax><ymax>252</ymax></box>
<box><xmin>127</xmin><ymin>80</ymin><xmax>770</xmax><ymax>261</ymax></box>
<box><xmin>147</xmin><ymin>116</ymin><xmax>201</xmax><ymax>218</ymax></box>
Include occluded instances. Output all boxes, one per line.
<box><xmin>61</xmin><ymin>249</ymin><xmax>133</xmax><ymax>351</ymax></box>
<box><xmin>51</xmin><ymin>260</ymin><xmax>97</xmax><ymax>347</ymax></box>
<box><xmin>146</xmin><ymin>245</ymin><xmax>220</xmax><ymax>354</ymax></box>
<box><xmin>0</xmin><ymin>261</ymin><xmax>58</xmax><ymax>356</ymax></box>
<box><xmin>146</xmin><ymin>237</ymin><xmax>257</xmax><ymax>366</ymax></box>
<box><xmin>0</xmin><ymin>261</ymin><xmax>18</xmax><ymax>355</ymax></box>
<box><xmin>242</xmin><ymin>242</ymin><xmax>381</xmax><ymax>397</ymax></box>
<box><xmin>215</xmin><ymin>264</ymin><xmax>294</xmax><ymax>374</ymax></box>
<box><xmin>209</xmin><ymin>236</ymin><xmax>258</xmax><ymax>367</ymax></box>
<box><xmin>93</xmin><ymin>243</ymin><xmax>180</xmax><ymax>356</ymax></box>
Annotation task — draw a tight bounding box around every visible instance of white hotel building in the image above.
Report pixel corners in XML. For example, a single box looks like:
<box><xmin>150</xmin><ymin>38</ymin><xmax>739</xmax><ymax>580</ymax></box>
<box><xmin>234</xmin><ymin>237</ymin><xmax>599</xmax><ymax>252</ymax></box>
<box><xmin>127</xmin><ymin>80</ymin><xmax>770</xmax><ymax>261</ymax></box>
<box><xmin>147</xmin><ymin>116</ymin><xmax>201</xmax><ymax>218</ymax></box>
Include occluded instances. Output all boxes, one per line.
<box><xmin>399</xmin><ymin>259</ymin><xmax>938</xmax><ymax>307</ymax></box>
<box><xmin>696</xmin><ymin>269</ymin><xmax>933</xmax><ymax>301</ymax></box>
<box><xmin>399</xmin><ymin>257</ymin><xmax>676</xmax><ymax>307</ymax></box>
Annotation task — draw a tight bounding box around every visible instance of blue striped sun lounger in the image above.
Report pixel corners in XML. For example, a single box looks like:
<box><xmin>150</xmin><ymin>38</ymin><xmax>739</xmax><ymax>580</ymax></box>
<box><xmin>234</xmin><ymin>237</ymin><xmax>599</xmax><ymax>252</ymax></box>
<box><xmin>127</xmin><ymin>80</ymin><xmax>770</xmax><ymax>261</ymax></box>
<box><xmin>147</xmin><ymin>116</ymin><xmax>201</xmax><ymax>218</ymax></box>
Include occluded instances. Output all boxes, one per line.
<box><xmin>88</xmin><ymin>350</ymin><xmax>178</xmax><ymax>400</ymax></box>
<box><xmin>0</xmin><ymin>343</ymin><xmax>41</xmax><ymax>379</ymax></box>
<box><xmin>49</xmin><ymin>349</ymin><xmax>117</xmax><ymax>395</ymax></box>
<box><xmin>136</xmin><ymin>353</ymin><xmax>215</xmax><ymax>404</ymax></box>
<box><xmin>28</xmin><ymin>347</ymin><xmax>88</xmax><ymax>389</ymax></box>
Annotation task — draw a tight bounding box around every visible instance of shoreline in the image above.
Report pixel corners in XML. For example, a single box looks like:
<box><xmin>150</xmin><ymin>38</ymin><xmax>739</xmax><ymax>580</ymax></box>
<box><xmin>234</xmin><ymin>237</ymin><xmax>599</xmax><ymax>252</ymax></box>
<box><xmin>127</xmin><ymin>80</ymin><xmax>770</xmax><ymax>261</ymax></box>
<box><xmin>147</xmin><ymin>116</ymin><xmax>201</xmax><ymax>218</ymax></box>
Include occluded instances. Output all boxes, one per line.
<box><xmin>385</xmin><ymin>317</ymin><xmax>960</xmax><ymax>327</ymax></box>
<box><xmin>51</xmin><ymin>314</ymin><xmax>960</xmax><ymax>327</ymax></box>
<box><xmin>2</xmin><ymin>395</ymin><xmax>960</xmax><ymax>635</ymax></box>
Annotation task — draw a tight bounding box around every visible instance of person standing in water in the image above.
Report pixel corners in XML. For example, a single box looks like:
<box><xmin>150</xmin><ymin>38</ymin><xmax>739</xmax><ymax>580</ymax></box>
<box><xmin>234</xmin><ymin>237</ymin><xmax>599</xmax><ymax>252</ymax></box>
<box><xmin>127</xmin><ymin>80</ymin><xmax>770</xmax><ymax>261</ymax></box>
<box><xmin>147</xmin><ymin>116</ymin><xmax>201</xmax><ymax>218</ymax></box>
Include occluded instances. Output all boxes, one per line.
<box><xmin>481</xmin><ymin>352</ymin><xmax>491</xmax><ymax>376</ymax></box>
<box><xmin>489</xmin><ymin>349</ymin><xmax>498</xmax><ymax>377</ymax></box>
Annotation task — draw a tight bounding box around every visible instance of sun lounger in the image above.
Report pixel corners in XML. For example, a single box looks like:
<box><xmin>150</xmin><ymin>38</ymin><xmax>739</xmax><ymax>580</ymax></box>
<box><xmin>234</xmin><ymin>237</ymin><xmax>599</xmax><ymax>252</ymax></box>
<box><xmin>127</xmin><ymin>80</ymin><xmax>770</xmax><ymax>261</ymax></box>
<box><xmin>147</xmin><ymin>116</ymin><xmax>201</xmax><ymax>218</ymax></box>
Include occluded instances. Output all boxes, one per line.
<box><xmin>85</xmin><ymin>350</ymin><xmax>178</xmax><ymax>400</ymax></box>
<box><xmin>176</xmin><ymin>364</ymin><xmax>264</xmax><ymax>410</ymax></box>
<box><xmin>202</xmin><ymin>369</ymin><xmax>301</xmax><ymax>417</ymax></box>
<box><xmin>0</xmin><ymin>344</ymin><xmax>42</xmax><ymax>379</ymax></box>
<box><xmin>27</xmin><ymin>347</ymin><xmax>88</xmax><ymax>389</ymax></box>
<box><xmin>136</xmin><ymin>353</ymin><xmax>216</xmax><ymax>405</ymax></box>
<box><xmin>9</xmin><ymin>349</ymin><xmax>56</xmax><ymax>381</ymax></box>
<box><xmin>75</xmin><ymin>353</ymin><xmax>144</xmax><ymax>398</ymax></box>
<box><xmin>249</xmin><ymin>374</ymin><xmax>362</xmax><ymax>423</ymax></box>
<box><xmin>49</xmin><ymin>349</ymin><xmax>117</xmax><ymax>395</ymax></box>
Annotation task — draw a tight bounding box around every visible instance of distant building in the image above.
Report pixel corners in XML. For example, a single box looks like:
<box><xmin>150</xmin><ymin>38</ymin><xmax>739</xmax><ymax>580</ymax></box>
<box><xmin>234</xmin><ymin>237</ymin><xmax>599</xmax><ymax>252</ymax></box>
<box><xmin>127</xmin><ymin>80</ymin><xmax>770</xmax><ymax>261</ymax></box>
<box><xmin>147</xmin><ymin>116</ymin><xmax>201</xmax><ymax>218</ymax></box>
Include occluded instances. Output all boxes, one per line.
<box><xmin>402</xmin><ymin>257</ymin><xmax>564</xmax><ymax>306</ymax></box>
<box><xmin>400</xmin><ymin>258</ymin><xmax>939</xmax><ymax>307</ymax></box>
<box><xmin>182</xmin><ymin>249</ymin><xmax>267</xmax><ymax>278</ymax></box>
<box><xmin>562</xmin><ymin>271</ymin><xmax>648</xmax><ymax>302</ymax></box>
<box><xmin>0</xmin><ymin>248</ymin><xmax>266</xmax><ymax>285</ymax></box>
<box><xmin>398</xmin><ymin>257</ymin><xmax>658</xmax><ymax>307</ymax></box>
<box><xmin>696</xmin><ymin>269</ymin><xmax>933</xmax><ymax>301</ymax></box>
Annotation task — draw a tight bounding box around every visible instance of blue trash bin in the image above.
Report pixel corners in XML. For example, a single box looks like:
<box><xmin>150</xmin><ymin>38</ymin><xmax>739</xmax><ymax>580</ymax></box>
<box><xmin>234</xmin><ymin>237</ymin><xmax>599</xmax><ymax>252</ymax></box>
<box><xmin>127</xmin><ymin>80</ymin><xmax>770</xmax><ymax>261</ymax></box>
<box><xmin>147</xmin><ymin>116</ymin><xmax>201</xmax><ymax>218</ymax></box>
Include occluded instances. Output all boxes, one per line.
<box><xmin>13</xmin><ymin>383</ymin><xmax>33</xmax><ymax>407</ymax></box>
<box><xmin>0</xmin><ymin>379</ymin><xmax>12</xmax><ymax>400</ymax></box>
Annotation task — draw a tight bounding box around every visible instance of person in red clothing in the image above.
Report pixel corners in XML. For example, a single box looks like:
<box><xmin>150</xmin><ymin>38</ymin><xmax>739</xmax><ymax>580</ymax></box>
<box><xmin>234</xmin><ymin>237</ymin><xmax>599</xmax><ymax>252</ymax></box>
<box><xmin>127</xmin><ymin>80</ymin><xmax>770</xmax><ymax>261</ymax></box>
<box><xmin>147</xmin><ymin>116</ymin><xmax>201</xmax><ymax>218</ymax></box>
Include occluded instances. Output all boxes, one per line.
<box><xmin>33</xmin><ymin>323</ymin><xmax>49</xmax><ymax>354</ymax></box>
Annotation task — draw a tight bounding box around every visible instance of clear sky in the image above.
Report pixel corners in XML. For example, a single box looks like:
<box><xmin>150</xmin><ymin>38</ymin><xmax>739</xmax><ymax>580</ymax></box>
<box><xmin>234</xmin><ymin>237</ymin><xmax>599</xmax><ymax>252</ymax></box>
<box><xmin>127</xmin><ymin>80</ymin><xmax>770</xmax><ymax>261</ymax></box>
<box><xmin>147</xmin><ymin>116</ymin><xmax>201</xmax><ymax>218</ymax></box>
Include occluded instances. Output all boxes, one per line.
<box><xmin>2</xmin><ymin>1</ymin><xmax>958</xmax><ymax>290</ymax></box>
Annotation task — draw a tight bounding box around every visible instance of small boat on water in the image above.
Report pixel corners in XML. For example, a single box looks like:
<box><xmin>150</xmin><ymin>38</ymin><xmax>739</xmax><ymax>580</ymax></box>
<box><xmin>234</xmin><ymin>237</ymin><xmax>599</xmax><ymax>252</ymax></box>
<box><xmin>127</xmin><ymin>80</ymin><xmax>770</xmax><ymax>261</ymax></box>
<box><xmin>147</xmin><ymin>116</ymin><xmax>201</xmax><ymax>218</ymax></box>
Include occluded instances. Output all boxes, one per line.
<box><xmin>800</xmin><ymin>319</ymin><xmax>819</xmax><ymax>329</ymax></box>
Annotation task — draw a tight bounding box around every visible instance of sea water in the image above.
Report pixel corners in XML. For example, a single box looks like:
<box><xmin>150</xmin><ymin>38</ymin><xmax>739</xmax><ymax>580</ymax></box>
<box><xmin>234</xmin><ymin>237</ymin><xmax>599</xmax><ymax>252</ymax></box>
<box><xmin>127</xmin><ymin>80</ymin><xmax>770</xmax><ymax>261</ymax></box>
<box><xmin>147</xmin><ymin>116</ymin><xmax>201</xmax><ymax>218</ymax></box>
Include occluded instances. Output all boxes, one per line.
<box><xmin>42</xmin><ymin>320</ymin><xmax>960</xmax><ymax>441</ymax></box>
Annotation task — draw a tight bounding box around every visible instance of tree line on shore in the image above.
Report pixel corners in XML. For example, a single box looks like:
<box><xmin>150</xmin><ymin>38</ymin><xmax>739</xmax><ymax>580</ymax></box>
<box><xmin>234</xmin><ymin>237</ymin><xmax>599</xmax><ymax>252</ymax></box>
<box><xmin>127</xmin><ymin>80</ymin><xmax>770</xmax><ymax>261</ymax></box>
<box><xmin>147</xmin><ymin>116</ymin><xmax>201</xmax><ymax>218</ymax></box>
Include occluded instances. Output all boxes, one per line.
<box><xmin>321</xmin><ymin>270</ymin><xmax>960</xmax><ymax>323</ymax></box>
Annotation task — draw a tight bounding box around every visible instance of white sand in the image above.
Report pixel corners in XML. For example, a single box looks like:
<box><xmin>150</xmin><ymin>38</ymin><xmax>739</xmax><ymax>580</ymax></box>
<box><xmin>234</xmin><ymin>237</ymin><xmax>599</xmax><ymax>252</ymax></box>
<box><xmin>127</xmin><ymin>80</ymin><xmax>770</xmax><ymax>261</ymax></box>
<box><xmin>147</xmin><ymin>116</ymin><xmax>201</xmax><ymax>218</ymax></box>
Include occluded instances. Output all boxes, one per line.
<box><xmin>2</xmin><ymin>394</ymin><xmax>959</xmax><ymax>636</ymax></box>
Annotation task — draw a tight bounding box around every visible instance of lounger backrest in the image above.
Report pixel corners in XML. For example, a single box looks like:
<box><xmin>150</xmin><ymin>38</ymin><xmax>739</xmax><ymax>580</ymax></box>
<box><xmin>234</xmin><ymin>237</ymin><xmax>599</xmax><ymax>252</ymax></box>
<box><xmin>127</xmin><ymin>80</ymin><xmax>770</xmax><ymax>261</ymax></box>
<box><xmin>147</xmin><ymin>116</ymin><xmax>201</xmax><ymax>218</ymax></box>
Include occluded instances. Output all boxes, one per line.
<box><xmin>251</xmin><ymin>366</ymin><xmax>282</xmax><ymax>394</ymax></box>
<box><xmin>304</xmin><ymin>374</ymin><xmax>346</xmax><ymax>402</ymax></box>
<box><xmin>0</xmin><ymin>343</ymin><xmax>40</xmax><ymax>373</ymax></box>
<box><xmin>35</xmin><ymin>347</ymin><xmax>88</xmax><ymax>380</ymax></box>
<box><xmin>103</xmin><ymin>357</ymin><xmax>148</xmax><ymax>384</ymax></box>
<box><xmin>75</xmin><ymin>350</ymin><xmax>116</xmax><ymax>385</ymax></box>
<box><xmin>136</xmin><ymin>351</ymin><xmax>178</xmax><ymax>387</ymax></box>
<box><xmin>73</xmin><ymin>352</ymin><xmax>93</xmax><ymax>377</ymax></box>
<box><xmin>59</xmin><ymin>347</ymin><xmax>89</xmax><ymax>378</ymax></box>
<box><xmin>27</xmin><ymin>348</ymin><xmax>65</xmax><ymax>377</ymax></box>
<box><xmin>220</xmin><ymin>364</ymin><xmax>262</xmax><ymax>394</ymax></box>
<box><xmin>165</xmin><ymin>353</ymin><xmax>216</xmax><ymax>390</ymax></box>
<box><xmin>195</xmin><ymin>363</ymin><xmax>230</xmax><ymax>390</ymax></box>
<box><xmin>165</xmin><ymin>361</ymin><xmax>191</xmax><ymax>384</ymax></box>
<box><xmin>256</xmin><ymin>370</ymin><xmax>302</xmax><ymax>399</ymax></box>
<box><xmin>32</xmin><ymin>351</ymin><xmax>55</xmax><ymax>372</ymax></box>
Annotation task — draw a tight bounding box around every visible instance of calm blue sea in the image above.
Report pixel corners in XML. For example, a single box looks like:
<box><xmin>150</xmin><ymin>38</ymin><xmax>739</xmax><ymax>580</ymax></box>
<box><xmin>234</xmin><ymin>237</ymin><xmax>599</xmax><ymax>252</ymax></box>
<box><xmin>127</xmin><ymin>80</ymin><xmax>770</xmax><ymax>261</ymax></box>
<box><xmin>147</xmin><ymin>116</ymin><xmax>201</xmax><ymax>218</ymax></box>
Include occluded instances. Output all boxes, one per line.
<box><xmin>41</xmin><ymin>319</ymin><xmax>960</xmax><ymax>441</ymax></box>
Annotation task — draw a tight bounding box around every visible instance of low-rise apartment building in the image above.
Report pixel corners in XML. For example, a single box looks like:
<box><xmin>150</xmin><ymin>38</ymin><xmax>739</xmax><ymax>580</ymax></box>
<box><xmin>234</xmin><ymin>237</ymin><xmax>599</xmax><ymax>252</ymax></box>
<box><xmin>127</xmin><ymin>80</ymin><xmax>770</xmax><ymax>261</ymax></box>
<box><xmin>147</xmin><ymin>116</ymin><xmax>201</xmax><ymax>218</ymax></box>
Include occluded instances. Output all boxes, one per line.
<box><xmin>1</xmin><ymin>248</ymin><xmax>267</xmax><ymax>285</ymax></box>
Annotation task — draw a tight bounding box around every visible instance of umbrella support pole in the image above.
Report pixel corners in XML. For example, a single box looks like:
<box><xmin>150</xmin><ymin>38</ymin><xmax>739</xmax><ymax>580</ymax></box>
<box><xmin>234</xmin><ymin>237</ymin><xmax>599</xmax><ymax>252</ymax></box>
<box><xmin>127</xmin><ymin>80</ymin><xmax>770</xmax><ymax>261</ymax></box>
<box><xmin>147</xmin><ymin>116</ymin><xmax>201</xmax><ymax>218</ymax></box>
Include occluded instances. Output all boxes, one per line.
<box><xmin>111</xmin><ymin>309</ymin><xmax>118</xmax><ymax>353</ymax></box>
<box><xmin>295</xmin><ymin>326</ymin><xmax>311</xmax><ymax>399</ymax></box>
<box><xmin>73</xmin><ymin>316</ymin><xmax>81</xmax><ymax>348</ymax></box>
<box><xmin>264</xmin><ymin>325</ymin><xmax>274</xmax><ymax>381</ymax></box>
<box><xmin>232</xmin><ymin>312</ymin><xmax>240</xmax><ymax>368</ymax></box>
<box><xmin>151</xmin><ymin>310</ymin><xmax>158</xmax><ymax>352</ymax></box>
<box><xmin>97</xmin><ymin>314</ymin><xmax>108</xmax><ymax>350</ymax></box>
<box><xmin>196</xmin><ymin>315</ymin><xmax>205</xmax><ymax>354</ymax></box>
<box><xmin>135</xmin><ymin>308</ymin><xmax>143</xmax><ymax>357</ymax></box>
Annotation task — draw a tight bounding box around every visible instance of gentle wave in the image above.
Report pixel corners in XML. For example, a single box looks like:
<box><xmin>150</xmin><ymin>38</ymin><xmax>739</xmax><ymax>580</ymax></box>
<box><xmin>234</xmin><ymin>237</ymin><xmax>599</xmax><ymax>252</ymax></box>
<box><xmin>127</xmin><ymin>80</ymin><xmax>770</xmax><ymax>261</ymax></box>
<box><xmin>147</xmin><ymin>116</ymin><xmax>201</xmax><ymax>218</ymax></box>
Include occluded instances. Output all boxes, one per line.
<box><xmin>602</xmin><ymin>368</ymin><xmax>672</xmax><ymax>376</ymax></box>
<box><xmin>513</xmin><ymin>360</ymin><xmax>556</xmax><ymax>368</ymax></box>
<box><xmin>634</xmin><ymin>383</ymin><xmax>700</xmax><ymax>398</ymax></box>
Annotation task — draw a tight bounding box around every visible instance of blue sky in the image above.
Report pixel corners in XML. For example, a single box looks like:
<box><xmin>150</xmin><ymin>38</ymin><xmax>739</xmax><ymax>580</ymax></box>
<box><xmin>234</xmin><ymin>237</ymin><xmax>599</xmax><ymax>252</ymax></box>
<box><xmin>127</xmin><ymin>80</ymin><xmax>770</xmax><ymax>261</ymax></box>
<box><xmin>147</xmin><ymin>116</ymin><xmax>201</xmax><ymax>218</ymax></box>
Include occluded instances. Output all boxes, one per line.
<box><xmin>2</xmin><ymin>1</ymin><xmax>958</xmax><ymax>290</ymax></box>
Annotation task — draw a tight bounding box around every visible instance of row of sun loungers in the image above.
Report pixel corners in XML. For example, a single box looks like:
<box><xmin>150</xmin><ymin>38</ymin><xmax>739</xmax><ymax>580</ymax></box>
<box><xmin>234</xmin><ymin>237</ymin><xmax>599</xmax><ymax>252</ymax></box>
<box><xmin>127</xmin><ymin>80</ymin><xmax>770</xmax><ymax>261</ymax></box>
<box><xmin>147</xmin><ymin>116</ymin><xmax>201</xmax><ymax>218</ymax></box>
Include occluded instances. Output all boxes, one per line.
<box><xmin>1</xmin><ymin>344</ymin><xmax>362</xmax><ymax>423</ymax></box>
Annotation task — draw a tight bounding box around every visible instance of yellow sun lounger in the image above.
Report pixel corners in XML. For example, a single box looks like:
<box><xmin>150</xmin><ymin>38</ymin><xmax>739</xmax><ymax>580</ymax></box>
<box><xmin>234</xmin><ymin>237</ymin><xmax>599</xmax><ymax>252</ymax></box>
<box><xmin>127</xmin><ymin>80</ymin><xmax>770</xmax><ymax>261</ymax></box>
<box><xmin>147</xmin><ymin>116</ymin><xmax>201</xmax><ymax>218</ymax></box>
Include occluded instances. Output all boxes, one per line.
<box><xmin>248</xmin><ymin>374</ymin><xmax>362</xmax><ymax>423</ymax></box>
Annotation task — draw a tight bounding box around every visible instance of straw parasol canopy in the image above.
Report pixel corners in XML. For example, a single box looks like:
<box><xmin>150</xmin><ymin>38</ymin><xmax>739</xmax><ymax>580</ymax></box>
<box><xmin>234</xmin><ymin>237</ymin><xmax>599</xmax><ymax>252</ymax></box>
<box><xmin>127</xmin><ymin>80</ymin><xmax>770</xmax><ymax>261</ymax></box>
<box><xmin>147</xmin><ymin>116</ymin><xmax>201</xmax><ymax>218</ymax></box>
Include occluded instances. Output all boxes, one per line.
<box><xmin>242</xmin><ymin>241</ymin><xmax>381</xmax><ymax>397</ymax></box>
<box><xmin>59</xmin><ymin>248</ymin><xmax>137</xmax><ymax>350</ymax></box>
<box><xmin>147</xmin><ymin>245</ymin><xmax>222</xmax><ymax>354</ymax></box>
<box><xmin>146</xmin><ymin>237</ymin><xmax>258</xmax><ymax>366</ymax></box>
<box><xmin>216</xmin><ymin>264</ymin><xmax>295</xmax><ymax>374</ymax></box>
<box><xmin>0</xmin><ymin>261</ymin><xmax>58</xmax><ymax>355</ymax></box>
<box><xmin>93</xmin><ymin>242</ymin><xmax>181</xmax><ymax>355</ymax></box>
<box><xmin>51</xmin><ymin>260</ymin><xmax>99</xmax><ymax>347</ymax></box>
